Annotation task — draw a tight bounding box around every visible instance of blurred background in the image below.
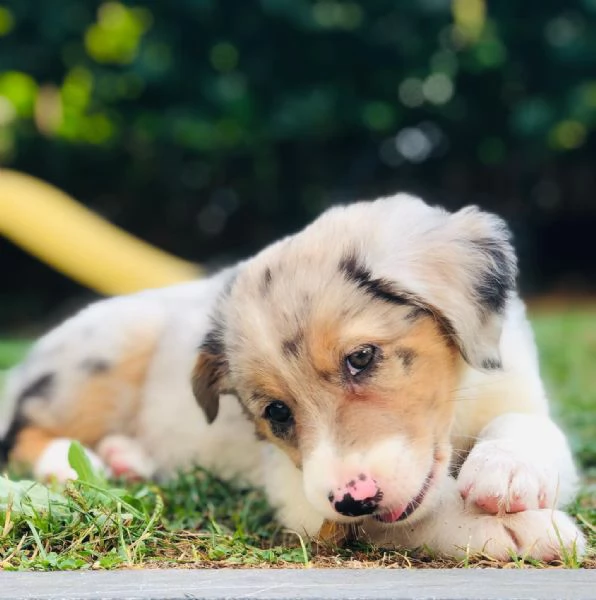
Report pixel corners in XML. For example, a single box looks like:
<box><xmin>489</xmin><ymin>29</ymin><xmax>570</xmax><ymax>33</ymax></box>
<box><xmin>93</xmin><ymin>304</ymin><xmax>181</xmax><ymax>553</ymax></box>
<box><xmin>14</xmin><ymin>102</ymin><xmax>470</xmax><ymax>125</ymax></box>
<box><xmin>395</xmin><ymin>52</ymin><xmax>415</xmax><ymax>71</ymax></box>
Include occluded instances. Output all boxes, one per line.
<box><xmin>1</xmin><ymin>0</ymin><xmax>596</xmax><ymax>334</ymax></box>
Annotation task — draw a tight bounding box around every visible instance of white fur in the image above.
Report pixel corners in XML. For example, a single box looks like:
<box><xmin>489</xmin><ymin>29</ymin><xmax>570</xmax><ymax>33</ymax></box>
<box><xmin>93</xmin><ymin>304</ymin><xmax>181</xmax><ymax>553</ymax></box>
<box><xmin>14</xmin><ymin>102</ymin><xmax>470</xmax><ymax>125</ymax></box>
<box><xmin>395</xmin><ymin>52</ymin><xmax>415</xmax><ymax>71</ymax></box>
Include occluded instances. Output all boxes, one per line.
<box><xmin>363</xmin><ymin>476</ymin><xmax>586</xmax><ymax>561</ymax></box>
<box><xmin>302</xmin><ymin>435</ymin><xmax>436</xmax><ymax>524</ymax></box>
<box><xmin>1</xmin><ymin>193</ymin><xmax>585</xmax><ymax>561</ymax></box>
<box><xmin>34</xmin><ymin>439</ymin><xmax>106</xmax><ymax>482</ymax></box>
<box><xmin>457</xmin><ymin>414</ymin><xmax>578</xmax><ymax>513</ymax></box>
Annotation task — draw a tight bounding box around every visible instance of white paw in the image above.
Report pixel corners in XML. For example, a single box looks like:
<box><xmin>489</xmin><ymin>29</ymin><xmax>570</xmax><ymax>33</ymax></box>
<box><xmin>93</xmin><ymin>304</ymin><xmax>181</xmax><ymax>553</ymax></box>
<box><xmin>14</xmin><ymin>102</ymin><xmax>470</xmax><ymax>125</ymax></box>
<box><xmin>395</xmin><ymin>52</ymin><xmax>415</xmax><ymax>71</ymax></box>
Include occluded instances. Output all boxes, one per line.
<box><xmin>34</xmin><ymin>438</ymin><xmax>106</xmax><ymax>483</ymax></box>
<box><xmin>457</xmin><ymin>440</ymin><xmax>556</xmax><ymax>514</ymax></box>
<box><xmin>461</xmin><ymin>509</ymin><xmax>586</xmax><ymax>562</ymax></box>
<box><xmin>96</xmin><ymin>435</ymin><xmax>155</xmax><ymax>480</ymax></box>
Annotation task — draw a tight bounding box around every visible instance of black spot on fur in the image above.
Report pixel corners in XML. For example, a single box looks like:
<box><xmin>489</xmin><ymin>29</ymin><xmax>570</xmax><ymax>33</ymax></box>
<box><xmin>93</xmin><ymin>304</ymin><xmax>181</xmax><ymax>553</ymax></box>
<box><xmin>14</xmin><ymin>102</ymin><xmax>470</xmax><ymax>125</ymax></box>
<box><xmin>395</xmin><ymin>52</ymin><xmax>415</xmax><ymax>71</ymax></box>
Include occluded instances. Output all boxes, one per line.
<box><xmin>0</xmin><ymin>373</ymin><xmax>56</xmax><ymax>467</ymax></box>
<box><xmin>339</xmin><ymin>252</ymin><xmax>411</xmax><ymax>306</ymax></box>
<box><xmin>16</xmin><ymin>372</ymin><xmax>55</xmax><ymax>403</ymax></box>
<box><xmin>471</xmin><ymin>237</ymin><xmax>516</xmax><ymax>314</ymax></box>
<box><xmin>80</xmin><ymin>358</ymin><xmax>110</xmax><ymax>374</ymax></box>
<box><xmin>261</xmin><ymin>267</ymin><xmax>273</xmax><ymax>294</ymax></box>
<box><xmin>405</xmin><ymin>306</ymin><xmax>429</xmax><ymax>322</ymax></box>
<box><xmin>0</xmin><ymin>414</ymin><xmax>26</xmax><ymax>467</ymax></box>
<box><xmin>200</xmin><ymin>324</ymin><xmax>226</xmax><ymax>358</ymax></box>
<box><xmin>481</xmin><ymin>358</ymin><xmax>503</xmax><ymax>370</ymax></box>
<box><xmin>193</xmin><ymin>316</ymin><xmax>230</xmax><ymax>424</ymax></box>
<box><xmin>338</xmin><ymin>251</ymin><xmax>459</xmax><ymax>353</ymax></box>
<box><xmin>429</xmin><ymin>311</ymin><xmax>459</xmax><ymax>351</ymax></box>
<box><xmin>396</xmin><ymin>348</ymin><xmax>417</xmax><ymax>371</ymax></box>
<box><xmin>270</xmin><ymin>420</ymin><xmax>296</xmax><ymax>442</ymax></box>
<box><xmin>282</xmin><ymin>331</ymin><xmax>304</xmax><ymax>358</ymax></box>
<box><xmin>339</xmin><ymin>252</ymin><xmax>372</xmax><ymax>286</ymax></box>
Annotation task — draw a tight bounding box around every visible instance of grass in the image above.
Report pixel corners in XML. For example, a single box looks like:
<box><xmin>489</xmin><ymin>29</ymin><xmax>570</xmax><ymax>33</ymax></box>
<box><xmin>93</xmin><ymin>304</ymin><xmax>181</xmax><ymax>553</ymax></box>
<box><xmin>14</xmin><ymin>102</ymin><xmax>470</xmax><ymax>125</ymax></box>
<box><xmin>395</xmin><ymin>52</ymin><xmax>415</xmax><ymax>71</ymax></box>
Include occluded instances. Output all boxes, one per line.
<box><xmin>0</xmin><ymin>310</ymin><xmax>595</xmax><ymax>571</ymax></box>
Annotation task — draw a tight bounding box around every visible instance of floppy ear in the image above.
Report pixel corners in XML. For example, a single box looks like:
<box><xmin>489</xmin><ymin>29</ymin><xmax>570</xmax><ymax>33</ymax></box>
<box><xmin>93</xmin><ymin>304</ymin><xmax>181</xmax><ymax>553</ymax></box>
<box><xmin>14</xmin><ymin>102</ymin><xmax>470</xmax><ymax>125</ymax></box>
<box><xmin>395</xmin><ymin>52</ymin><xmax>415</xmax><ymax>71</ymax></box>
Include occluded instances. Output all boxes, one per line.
<box><xmin>373</xmin><ymin>198</ymin><xmax>518</xmax><ymax>370</ymax></box>
<box><xmin>191</xmin><ymin>325</ymin><xmax>230</xmax><ymax>424</ymax></box>
<box><xmin>412</xmin><ymin>205</ymin><xmax>518</xmax><ymax>370</ymax></box>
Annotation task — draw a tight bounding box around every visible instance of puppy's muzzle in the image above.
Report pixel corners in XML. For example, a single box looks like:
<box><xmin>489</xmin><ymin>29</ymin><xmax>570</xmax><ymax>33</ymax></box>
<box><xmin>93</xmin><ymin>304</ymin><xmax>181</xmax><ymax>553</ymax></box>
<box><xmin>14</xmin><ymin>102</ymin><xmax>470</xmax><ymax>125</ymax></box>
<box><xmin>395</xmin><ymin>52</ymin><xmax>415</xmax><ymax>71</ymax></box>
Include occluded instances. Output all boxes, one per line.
<box><xmin>328</xmin><ymin>475</ymin><xmax>383</xmax><ymax>517</ymax></box>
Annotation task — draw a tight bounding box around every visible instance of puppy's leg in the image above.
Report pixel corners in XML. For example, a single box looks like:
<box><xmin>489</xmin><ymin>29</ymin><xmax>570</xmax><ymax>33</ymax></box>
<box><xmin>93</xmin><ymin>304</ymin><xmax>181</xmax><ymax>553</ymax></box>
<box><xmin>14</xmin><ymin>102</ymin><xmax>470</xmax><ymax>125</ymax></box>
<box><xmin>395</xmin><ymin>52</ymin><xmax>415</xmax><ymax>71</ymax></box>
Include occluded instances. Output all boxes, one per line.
<box><xmin>96</xmin><ymin>434</ymin><xmax>155</xmax><ymax>480</ymax></box>
<box><xmin>425</xmin><ymin>477</ymin><xmax>585</xmax><ymax>561</ymax></box>
<box><xmin>10</xmin><ymin>426</ymin><xmax>106</xmax><ymax>482</ymax></box>
<box><xmin>364</xmin><ymin>476</ymin><xmax>586</xmax><ymax>561</ymax></box>
<box><xmin>457</xmin><ymin>413</ymin><xmax>579</xmax><ymax>514</ymax></box>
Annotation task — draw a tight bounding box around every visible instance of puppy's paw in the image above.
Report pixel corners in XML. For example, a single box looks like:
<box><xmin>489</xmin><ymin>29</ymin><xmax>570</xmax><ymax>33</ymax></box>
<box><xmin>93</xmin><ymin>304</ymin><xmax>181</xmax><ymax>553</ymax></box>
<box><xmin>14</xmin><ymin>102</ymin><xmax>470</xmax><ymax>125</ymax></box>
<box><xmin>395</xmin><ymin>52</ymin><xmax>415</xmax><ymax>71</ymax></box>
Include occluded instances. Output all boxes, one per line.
<box><xmin>96</xmin><ymin>435</ymin><xmax>155</xmax><ymax>480</ymax></box>
<box><xmin>457</xmin><ymin>440</ymin><xmax>556</xmax><ymax>514</ymax></box>
<box><xmin>473</xmin><ymin>509</ymin><xmax>586</xmax><ymax>563</ymax></box>
<box><xmin>430</xmin><ymin>508</ymin><xmax>586</xmax><ymax>562</ymax></box>
<box><xmin>34</xmin><ymin>438</ymin><xmax>106</xmax><ymax>483</ymax></box>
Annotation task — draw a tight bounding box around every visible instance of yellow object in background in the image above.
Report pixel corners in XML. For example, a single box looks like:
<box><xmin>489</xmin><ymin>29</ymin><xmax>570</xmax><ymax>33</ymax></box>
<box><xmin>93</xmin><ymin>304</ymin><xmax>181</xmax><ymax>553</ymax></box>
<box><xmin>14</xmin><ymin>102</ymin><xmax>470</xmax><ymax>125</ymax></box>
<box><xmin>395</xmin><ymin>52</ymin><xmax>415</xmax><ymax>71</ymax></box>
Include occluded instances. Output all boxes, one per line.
<box><xmin>0</xmin><ymin>169</ymin><xmax>201</xmax><ymax>295</ymax></box>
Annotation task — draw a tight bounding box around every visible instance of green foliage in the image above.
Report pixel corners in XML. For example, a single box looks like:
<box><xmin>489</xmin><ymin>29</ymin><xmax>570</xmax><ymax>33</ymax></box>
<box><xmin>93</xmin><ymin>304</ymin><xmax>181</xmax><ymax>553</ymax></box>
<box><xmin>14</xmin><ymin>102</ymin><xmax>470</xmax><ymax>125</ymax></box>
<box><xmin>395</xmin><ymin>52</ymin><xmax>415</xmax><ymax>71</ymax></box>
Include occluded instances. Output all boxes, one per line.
<box><xmin>532</xmin><ymin>312</ymin><xmax>596</xmax><ymax>470</ymax></box>
<box><xmin>0</xmin><ymin>341</ymin><xmax>29</xmax><ymax>370</ymax></box>
<box><xmin>0</xmin><ymin>441</ymin><xmax>311</xmax><ymax>570</ymax></box>
<box><xmin>1</xmin><ymin>1</ymin><xmax>594</xmax><ymax>153</ymax></box>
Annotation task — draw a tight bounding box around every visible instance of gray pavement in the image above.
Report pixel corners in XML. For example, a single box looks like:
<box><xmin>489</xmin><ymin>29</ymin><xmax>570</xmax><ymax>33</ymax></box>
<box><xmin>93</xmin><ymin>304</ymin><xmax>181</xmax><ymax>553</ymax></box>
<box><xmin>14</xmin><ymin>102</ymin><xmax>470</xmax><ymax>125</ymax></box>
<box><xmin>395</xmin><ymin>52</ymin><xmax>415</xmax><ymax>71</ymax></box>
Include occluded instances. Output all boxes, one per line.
<box><xmin>0</xmin><ymin>568</ymin><xmax>594</xmax><ymax>600</ymax></box>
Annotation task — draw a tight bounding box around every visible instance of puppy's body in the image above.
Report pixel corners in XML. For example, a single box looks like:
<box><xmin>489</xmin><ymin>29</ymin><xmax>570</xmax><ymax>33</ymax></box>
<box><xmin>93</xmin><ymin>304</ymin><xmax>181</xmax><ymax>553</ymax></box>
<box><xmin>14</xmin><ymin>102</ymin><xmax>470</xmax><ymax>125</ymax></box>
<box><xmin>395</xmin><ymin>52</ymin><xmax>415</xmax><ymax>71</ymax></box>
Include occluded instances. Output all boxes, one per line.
<box><xmin>1</xmin><ymin>269</ymin><xmax>262</xmax><ymax>487</ymax></box>
<box><xmin>0</xmin><ymin>194</ymin><xmax>585</xmax><ymax>561</ymax></box>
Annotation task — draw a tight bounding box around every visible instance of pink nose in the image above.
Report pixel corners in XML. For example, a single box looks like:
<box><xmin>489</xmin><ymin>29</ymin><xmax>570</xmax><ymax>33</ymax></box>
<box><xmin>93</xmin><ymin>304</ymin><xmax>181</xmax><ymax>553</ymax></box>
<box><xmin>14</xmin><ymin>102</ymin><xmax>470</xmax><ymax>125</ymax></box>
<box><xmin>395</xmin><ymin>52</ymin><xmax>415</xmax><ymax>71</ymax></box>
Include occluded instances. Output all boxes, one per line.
<box><xmin>328</xmin><ymin>474</ymin><xmax>383</xmax><ymax>517</ymax></box>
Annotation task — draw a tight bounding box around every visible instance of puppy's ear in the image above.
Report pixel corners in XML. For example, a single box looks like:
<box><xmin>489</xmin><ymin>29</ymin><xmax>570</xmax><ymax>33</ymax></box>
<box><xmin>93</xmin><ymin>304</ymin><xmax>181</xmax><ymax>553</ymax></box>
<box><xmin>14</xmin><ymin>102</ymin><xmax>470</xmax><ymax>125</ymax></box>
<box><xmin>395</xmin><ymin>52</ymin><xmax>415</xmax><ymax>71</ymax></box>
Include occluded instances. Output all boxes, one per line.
<box><xmin>416</xmin><ymin>205</ymin><xmax>518</xmax><ymax>370</ymax></box>
<box><xmin>374</xmin><ymin>198</ymin><xmax>517</xmax><ymax>370</ymax></box>
<box><xmin>192</xmin><ymin>325</ymin><xmax>229</xmax><ymax>424</ymax></box>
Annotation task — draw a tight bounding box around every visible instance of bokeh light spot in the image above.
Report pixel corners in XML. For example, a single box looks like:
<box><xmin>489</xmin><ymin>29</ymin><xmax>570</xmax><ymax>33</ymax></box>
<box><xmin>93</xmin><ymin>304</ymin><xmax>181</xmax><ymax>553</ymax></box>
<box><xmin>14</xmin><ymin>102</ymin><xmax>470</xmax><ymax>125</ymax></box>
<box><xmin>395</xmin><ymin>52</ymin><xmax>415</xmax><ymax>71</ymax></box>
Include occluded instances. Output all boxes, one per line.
<box><xmin>0</xmin><ymin>71</ymin><xmax>38</xmax><ymax>117</ymax></box>
<box><xmin>0</xmin><ymin>5</ymin><xmax>14</xmax><ymax>37</ymax></box>
<box><xmin>312</xmin><ymin>1</ymin><xmax>363</xmax><ymax>30</ymax></box>
<box><xmin>398</xmin><ymin>78</ymin><xmax>424</xmax><ymax>108</ymax></box>
<box><xmin>362</xmin><ymin>101</ymin><xmax>395</xmax><ymax>131</ymax></box>
<box><xmin>549</xmin><ymin>120</ymin><xmax>586</xmax><ymax>150</ymax></box>
<box><xmin>85</xmin><ymin>2</ymin><xmax>152</xmax><ymax>65</ymax></box>
<box><xmin>545</xmin><ymin>15</ymin><xmax>582</xmax><ymax>48</ymax></box>
<box><xmin>422</xmin><ymin>73</ymin><xmax>454</xmax><ymax>105</ymax></box>
<box><xmin>452</xmin><ymin>0</ymin><xmax>486</xmax><ymax>43</ymax></box>
<box><xmin>395</xmin><ymin>127</ymin><xmax>433</xmax><ymax>163</ymax></box>
<box><xmin>430</xmin><ymin>50</ymin><xmax>459</xmax><ymax>76</ymax></box>
<box><xmin>210</xmin><ymin>42</ymin><xmax>239</xmax><ymax>73</ymax></box>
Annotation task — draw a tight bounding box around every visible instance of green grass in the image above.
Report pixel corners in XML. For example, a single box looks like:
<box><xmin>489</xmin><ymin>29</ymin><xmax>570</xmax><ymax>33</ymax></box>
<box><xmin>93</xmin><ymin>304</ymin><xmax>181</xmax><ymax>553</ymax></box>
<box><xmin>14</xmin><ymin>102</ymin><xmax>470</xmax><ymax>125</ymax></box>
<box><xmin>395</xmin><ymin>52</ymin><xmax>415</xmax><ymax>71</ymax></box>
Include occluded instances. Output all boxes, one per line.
<box><xmin>0</xmin><ymin>311</ymin><xmax>595</xmax><ymax>571</ymax></box>
<box><xmin>0</xmin><ymin>340</ymin><xmax>30</xmax><ymax>371</ymax></box>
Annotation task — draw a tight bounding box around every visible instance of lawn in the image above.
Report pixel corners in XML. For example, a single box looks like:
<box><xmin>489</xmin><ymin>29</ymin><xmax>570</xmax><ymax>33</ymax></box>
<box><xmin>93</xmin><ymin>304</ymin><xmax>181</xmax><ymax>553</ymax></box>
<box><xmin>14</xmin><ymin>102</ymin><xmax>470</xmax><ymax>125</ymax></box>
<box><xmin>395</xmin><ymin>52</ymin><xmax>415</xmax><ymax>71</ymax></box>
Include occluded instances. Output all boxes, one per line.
<box><xmin>0</xmin><ymin>311</ymin><xmax>595</xmax><ymax>571</ymax></box>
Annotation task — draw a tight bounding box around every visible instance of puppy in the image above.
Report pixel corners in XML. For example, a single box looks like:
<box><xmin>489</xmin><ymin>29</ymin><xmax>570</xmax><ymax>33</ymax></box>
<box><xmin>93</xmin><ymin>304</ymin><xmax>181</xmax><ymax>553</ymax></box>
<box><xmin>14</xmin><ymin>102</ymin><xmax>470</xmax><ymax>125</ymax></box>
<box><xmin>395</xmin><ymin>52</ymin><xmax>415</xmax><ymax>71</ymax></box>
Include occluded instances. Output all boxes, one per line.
<box><xmin>0</xmin><ymin>194</ymin><xmax>585</xmax><ymax>561</ymax></box>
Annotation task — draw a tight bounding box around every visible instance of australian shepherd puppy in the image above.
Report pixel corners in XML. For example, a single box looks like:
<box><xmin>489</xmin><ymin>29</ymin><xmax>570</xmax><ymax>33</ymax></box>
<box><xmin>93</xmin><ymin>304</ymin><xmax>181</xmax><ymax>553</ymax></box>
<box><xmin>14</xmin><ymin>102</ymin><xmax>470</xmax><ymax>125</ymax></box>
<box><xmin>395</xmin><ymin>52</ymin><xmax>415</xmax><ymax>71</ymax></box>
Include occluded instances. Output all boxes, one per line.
<box><xmin>0</xmin><ymin>194</ymin><xmax>585</xmax><ymax>561</ymax></box>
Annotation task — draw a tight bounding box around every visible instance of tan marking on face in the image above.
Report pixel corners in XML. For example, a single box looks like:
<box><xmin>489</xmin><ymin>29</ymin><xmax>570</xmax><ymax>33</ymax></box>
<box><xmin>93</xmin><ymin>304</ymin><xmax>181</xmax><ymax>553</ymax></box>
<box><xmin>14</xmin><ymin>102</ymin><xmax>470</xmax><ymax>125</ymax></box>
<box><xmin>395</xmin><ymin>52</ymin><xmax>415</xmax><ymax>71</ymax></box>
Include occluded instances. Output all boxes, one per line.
<box><xmin>305</xmin><ymin>315</ymin><xmax>461</xmax><ymax>455</ymax></box>
<box><xmin>253</xmin><ymin>417</ymin><xmax>302</xmax><ymax>467</ymax></box>
<box><xmin>233</xmin><ymin>290</ymin><xmax>461</xmax><ymax>477</ymax></box>
<box><xmin>240</xmin><ymin>372</ymin><xmax>303</xmax><ymax>467</ymax></box>
<box><xmin>307</xmin><ymin>318</ymin><xmax>342</xmax><ymax>376</ymax></box>
<box><xmin>9</xmin><ymin>426</ymin><xmax>54</xmax><ymax>470</ymax></box>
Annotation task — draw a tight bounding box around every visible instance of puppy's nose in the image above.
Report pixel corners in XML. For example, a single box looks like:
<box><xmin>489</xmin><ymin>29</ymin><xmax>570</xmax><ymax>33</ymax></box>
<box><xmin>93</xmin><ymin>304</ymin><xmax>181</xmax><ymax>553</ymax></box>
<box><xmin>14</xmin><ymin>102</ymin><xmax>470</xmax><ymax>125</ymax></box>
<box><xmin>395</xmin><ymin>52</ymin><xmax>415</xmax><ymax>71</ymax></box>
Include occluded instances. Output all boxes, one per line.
<box><xmin>329</xmin><ymin>475</ymin><xmax>383</xmax><ymax>517</ymax></box>
<box><xmin>332</xmin><ymin>492</ymin><xmax>380</xmax><ymax>516</ymax></box>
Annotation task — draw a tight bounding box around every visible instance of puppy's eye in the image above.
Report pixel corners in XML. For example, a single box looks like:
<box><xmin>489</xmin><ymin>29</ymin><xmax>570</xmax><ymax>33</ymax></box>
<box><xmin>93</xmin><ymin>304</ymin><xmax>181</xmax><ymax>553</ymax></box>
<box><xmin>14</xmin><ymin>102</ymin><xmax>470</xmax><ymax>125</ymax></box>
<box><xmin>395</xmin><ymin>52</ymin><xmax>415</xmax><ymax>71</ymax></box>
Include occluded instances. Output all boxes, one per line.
<box><xmin>264</xmin><ymin>401</ymin><xmax>293</xmax><ymax>424</ymax></box>
<box><xmin>346</xmin><ymin>344</ymin><xmax>377</xmax><ymax>376</ymax></box>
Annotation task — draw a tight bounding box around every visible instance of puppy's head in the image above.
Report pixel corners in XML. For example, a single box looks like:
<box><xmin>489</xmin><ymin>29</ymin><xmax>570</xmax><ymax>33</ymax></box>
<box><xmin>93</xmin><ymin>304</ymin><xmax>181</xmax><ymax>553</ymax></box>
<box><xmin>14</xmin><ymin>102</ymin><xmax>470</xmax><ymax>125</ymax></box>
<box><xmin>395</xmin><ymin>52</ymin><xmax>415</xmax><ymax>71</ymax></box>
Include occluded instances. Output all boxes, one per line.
<box><xmin>193</xmin><ymin>194</ymin><xmax>517</xmax><ymax>527</ymax></box>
